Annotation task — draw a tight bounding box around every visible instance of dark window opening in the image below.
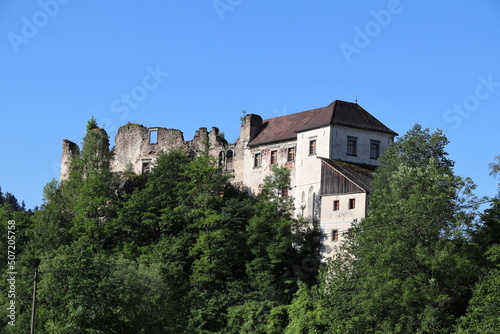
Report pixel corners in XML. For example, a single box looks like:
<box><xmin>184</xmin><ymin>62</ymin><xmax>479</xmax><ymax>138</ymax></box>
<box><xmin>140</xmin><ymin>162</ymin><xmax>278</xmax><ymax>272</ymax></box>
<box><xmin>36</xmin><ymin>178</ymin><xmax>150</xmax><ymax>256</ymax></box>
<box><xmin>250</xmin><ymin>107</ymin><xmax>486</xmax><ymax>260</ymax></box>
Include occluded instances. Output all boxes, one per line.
<box><xmin>332</xmin><ymin>229</ymin><xmax>339</xmax><ymax>242</ymax></box>
<box><xmin>254</xmin><ymin>153</ymin><xmax>261</xmax><ymax>168</ymax></box>
<box><xmin>142</xmin><ymin>161</ymin><xmax>152</xmax><ymax>173</ymax></box>
<box><xmin>270</xmin><ymin>150</ymin><xmax>278</xmax><ymax>165</ymax></box>
<box><xmin>370</xmin><ymin>140</ymin><xmax>380</xmax><ymax>159</ymax></box>
<box><xmin>349</xmin><ymin>198</ymin><xmax>355</xmax><ymax>209</ymax></box>
<box><xmin>218</xmin><ymin>151</ymin><xmax>225</xmax><ymax>167</ymax></box>
<box><xmin>309</xmin><ymin>139</ymin><xmax>317</xmax><ymax>155</ymax></box>
<box><xmin>287</xmin><ymin>147</ymin><xmax>295</xmax><ymax>162</ymax></box>
<box><xmin>333</xmin><ymin>200</ymin><xmax>340</xmax><ymax>211</ymax></box>
<box><xmin>226</xmin><ymin>150</ymin><xmax>234</xmax><ymax>171</ymax></box>
<box><xmin>347</xmin><ymin>136</ymin><xmax>357</xmax><ymax>156</ymax></box>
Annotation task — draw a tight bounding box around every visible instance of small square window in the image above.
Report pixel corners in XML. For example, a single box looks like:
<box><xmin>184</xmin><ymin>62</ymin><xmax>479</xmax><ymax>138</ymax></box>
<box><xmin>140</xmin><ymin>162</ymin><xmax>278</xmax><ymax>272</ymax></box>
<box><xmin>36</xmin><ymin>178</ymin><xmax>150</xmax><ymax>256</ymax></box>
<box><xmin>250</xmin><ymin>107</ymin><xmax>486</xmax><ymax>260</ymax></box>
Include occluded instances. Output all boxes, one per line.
<box><xmin>347</xmin><ymin>136</ymin><xmax>357</xmax><ymax>156</ymax></box>
<box><xmin>370</xmin><ymin>140</ymin><xmax>380</xmax><ymax>159</ymax></box>
<box><xmin>142</xmin><ymin>160</ymin><xmax>152</xmax><ymax>173</ymax></box>
<box><xmin>333</xmin><ymin>200</ymin><xmax>340</xmax><ymax>211</ymax></box>
<box><xmin>287</xmin><ymin>147</ymin><xmax>295</xmax><ymax>162</ymax></box>
<box><xmin>270</xmin><ymin>150</ymin><xmax>278</xmax><ymax>165</ymax></box>
<box><xmin>332</xmin><ymin>229</ymin><xmax>339</xmax><ymax>242</ymax></box>
<box><xmin>254</xmin><ymin>153</ymin><xmax>261</xmax><ymax>168</ymax></box>
<box><xmin>348</xmin><ymin>198</ymin><xmax>355</xmax><ymax>209</ymax></box>
<box><xmin>309</xmin><ymin>139</ymin><xmax>317</xmax><ymax>155</ymax></box>
<box><xmin>149</xmin><ymin>130</ymin><xmax>158</xmax><ymax>144</ymax></box>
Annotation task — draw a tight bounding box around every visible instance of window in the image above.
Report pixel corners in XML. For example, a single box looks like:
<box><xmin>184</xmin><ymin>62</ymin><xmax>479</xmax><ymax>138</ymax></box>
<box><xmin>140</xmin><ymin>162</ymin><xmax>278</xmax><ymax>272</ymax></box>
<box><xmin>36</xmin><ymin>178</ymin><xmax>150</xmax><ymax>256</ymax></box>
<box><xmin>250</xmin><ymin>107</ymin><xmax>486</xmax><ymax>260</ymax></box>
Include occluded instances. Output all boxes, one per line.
<box><xmin>149</xmin><ymin>130</ymin><xmax>158</xmax><ymax>144</ymax></box>
<box><xmin>287</xmin><ymin>147</ymin><xmax>296</xmax><ymax>162</ymax></box>
<box><xmin>332</xmin><ymin>229</ymin><xmax>339</xmax><ymax>242</ymax></box>
<box><xmin>370</xmin><ymin>140</ymin><xmax>380</xmax><ymax>159</ymax></box>
<box><xmin>226</xmin><ymin>150</ymin><xmax>234</xmax><ymax>171</ymax></box>
<box><xmin>254</xmin><ymin>153</ymin><xmax>261</xmax><ymax>167</ymax></box>
<box><xmin>309</xmin><ymin>139</ymin><xmax>317</xmax><ymax>155</ymax></box>
<box><xmin>270</xmin><ymin>150</ymin><xmax>278</xmax><ymax>165</ymax></box>
<box><xmin>333</xmin><ymin>200</ymin><xmax>340</xmax><ymax>211</ymax></box>
<box><xmin>281</xmin><ymin>187</ymin><xmax>289</xmax><ymax>197</ymax></box>
<box><xmin>142</xmin><ymin>160</ymin><xmax>152</xmax><ymax>173</ymax></box>
<box><xmin>349</xmin><ymin>198</ymin><xmax>355</xmax><ymax>209</ymax></box>
<box><xmin>347</xmin><ymin>136</ymin><xmax>357</xmax><ymax>156</ymax></box>
<box><xmin>218</xmin><ymin>151</ymin><xmax>225</xmax><ymax>167</ymax></box>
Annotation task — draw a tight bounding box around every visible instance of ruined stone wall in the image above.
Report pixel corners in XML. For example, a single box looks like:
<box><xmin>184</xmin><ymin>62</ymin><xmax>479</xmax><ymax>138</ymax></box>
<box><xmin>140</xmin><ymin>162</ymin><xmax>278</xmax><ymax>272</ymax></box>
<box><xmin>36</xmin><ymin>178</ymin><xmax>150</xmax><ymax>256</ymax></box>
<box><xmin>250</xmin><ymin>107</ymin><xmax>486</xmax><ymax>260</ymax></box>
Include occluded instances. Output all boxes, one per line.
<box><xmin>60</xmin><ymin>139</ymin><xmax>80</xmax><ymax>180</ymax></box>
<box><xmin>232</xmin><ymin>114</ymin><xmax>263</xmax><ymax>190</ymax></box>
<box><xmin>111</xmin><ymin>124</ymin><xmax>188</xmax><ymax>174</ymax></box>
<box><xmin>111</xmin><ymin>124</ymin><xmax>230</xmax><ymax>174</ymax></box>
<box><xmin>61</xmin><ymin>123</ymin><xmax>229</xmax><ymax>180</ymax></box>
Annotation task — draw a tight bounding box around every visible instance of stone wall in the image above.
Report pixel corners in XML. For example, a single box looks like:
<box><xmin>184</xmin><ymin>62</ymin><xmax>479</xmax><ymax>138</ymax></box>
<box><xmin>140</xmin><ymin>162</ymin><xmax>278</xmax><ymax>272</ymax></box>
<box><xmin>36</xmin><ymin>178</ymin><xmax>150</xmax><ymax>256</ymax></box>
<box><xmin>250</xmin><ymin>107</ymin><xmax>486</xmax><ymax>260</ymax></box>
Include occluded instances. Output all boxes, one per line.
<box><xmin>60</xmin><ymin>139</ymin><xmax>80</xmax><ymax>180</ymax></box>
<box><xmin>60</xmin><ymin>123</ymin><xmax>228</xmax><ymax>180</ymax></box>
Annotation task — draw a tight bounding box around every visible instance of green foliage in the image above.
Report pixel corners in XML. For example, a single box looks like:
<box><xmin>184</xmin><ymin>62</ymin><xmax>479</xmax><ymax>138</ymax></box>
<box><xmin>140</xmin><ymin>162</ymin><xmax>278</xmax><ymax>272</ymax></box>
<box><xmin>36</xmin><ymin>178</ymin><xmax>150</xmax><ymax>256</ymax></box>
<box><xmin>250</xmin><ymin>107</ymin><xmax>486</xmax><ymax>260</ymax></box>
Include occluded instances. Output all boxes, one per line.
<box><xmin>455</xmin><ymin>198</ymin><xmax>500</xmax><ymax>333</ymax></box>
<box><xmin>320</xmin><ymin>125</ymin><xmax>481</xmax><ymax>333</ymax></box>
<box><xmin>246</xmin><ymin>166</ymin><xmax>321</xmax><ymax>304</ymax></box>
<box><xmin>284</xmin><ymin>283</ymin><xmax>329</xmax><ymax>333</ymax></box>
<box><xmin>4</xmin><ymin>119</ymin><xmax>497</xmax><ymax>333</ymax></box>
<box><xmin>86</xmin><ymin>116</ymin><xmax>98</xmax><ymax>131</ymax></box>
<box><xmin>454</xmin><ymin>245</ymin><xmax>500</xmax><ymax>333</ymax></box>
<box><xmin>226</xmin><ymin>301</ymin><xmax>277</xmax><ymax>334</ymax></box>
<box><xmin>489</xmin><ymin>155</ymin><xmax>500</xmax><ymax>179</ymax></box>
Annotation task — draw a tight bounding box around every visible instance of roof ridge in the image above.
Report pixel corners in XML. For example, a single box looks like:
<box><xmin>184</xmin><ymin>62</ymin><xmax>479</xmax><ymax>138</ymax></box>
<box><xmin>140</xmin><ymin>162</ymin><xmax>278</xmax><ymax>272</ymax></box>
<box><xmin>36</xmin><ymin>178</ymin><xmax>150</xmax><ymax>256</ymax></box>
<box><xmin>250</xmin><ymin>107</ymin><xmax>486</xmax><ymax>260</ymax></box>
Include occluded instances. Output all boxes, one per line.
<box><xmin>261</xmin><ymin>105</ymin><xmax>323</xmax><ymax>122</ymax></box>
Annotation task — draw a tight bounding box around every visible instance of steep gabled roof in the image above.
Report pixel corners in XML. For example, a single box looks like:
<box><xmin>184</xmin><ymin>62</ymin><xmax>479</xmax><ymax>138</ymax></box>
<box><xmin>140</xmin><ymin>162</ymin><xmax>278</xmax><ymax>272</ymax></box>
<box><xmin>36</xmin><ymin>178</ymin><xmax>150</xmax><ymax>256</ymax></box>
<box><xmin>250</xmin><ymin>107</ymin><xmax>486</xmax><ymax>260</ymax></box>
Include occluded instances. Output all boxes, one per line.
<box><xmin>248</xmin><ymin>100</ymin><xmax>397</xmax><ymax>146</ymax></box>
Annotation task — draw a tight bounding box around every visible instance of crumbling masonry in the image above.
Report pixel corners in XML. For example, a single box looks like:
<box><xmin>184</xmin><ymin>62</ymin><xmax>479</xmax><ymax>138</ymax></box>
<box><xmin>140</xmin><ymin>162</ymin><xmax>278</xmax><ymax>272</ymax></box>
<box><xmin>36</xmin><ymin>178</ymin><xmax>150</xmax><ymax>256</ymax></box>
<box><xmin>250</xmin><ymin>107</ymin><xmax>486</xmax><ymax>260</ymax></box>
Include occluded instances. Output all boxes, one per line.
<box><xmin>60</xmin><ymin>100</ymin><xmax>398</xmax><ymax>257</ymax></box>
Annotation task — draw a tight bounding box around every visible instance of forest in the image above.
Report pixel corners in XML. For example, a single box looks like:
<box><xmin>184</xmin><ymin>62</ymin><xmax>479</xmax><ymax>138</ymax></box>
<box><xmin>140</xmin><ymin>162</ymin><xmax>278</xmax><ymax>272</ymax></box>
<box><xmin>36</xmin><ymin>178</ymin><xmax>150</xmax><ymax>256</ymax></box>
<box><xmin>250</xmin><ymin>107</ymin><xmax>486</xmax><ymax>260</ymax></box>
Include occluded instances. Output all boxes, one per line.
<box><xmin>0</xmin><ymin>118</ymin><xmax>498</xmax><ymax>333</ymax></box>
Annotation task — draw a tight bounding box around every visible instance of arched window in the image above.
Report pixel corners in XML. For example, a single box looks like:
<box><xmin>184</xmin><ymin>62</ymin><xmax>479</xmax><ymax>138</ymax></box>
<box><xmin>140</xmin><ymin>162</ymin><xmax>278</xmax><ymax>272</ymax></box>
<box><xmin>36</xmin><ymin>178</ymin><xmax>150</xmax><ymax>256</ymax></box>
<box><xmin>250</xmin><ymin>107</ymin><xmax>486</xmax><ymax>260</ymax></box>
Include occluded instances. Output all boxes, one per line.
<box><xmin>218</xmin><ymin>151</ymin><xmax>225</xmax><ymax>167</ymax></box>
<box><xmin>226</xmin><ymin>150</ymin><xmax>234</xmax><ymax>171</ymax></box>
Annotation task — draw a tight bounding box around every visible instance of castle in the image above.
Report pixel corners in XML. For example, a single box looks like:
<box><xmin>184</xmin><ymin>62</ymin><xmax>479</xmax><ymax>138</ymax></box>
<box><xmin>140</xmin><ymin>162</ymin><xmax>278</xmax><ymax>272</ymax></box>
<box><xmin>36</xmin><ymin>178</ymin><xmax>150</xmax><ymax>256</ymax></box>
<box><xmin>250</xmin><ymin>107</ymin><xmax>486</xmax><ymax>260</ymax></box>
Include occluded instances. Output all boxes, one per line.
<box><xmin>61</xmin><ymin>99</ymin><xmax>398</xmax><ymax>256</ymax></box>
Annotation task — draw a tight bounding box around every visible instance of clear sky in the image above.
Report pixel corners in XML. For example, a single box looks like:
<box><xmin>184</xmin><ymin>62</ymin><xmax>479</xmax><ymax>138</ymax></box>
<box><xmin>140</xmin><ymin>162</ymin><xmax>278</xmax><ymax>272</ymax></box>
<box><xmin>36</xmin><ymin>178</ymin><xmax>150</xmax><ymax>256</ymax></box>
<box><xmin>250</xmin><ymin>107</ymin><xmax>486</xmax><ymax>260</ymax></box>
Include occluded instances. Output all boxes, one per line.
<box><xmin>1</xmin><ymin>0</ymin><xmax>499</xmax><ymax>209</ymax></box>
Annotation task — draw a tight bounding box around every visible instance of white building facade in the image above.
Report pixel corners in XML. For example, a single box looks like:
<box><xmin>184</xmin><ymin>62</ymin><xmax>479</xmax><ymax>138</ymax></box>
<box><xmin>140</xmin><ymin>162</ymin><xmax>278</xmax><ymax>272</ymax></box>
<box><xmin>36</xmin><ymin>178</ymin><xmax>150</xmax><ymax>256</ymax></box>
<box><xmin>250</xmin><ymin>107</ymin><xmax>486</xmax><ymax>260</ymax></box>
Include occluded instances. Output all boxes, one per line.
<box><xmin>230</xmin><ymin>100</ymin><xmax>397</xmax><ymax>257</ymax></box>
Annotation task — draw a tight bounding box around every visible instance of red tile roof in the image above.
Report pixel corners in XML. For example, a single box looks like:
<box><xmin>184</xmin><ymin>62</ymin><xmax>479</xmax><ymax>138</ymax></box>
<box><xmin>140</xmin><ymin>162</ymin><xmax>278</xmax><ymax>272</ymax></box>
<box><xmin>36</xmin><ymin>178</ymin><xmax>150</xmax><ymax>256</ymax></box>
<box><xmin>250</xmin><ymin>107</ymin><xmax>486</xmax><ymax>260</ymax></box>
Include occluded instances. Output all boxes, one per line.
<box><xmin>249</xmin><ymin>100</ymin><xmax>397</xmax><ymax>146</ymax></box>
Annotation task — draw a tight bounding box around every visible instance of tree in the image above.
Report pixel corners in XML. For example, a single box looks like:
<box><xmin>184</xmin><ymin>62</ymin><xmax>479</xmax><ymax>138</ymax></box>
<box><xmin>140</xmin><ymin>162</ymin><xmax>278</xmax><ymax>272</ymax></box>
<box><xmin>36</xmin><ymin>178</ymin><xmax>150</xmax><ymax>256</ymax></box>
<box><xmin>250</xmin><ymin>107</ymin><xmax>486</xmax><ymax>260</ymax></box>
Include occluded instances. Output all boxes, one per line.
<box><xmin>246</xmin><ymin>166</ymin><xmax>321</xmax><ymax>304</ymax></box>
<box><xmin>63</xmin><ymin>118</ymin><xmax>116</xmax><ymax>245</ymax></box>
<box><xmin>455</xmin><ymin>158</ymin><xmax>500</xmax><ymax>333</ymax></box>
<box><xmin>454</xmin><ymin>244</ymin><xmax>500</xmax><ymax>333</ymax></box>
<box><xmin>111</xmin><ymin>150</ymin><xmax>192</xmax><ymax>253</ymax></box>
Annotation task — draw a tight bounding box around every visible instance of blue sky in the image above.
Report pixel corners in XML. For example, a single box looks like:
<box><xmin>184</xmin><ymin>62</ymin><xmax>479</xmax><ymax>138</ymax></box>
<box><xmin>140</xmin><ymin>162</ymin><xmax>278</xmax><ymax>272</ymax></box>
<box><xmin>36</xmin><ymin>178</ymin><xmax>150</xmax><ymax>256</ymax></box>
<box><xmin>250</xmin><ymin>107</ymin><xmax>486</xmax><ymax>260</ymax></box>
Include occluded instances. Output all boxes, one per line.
<box><xmin>1</xmin><ymin>0</ymin><xmax>499</xmax><ymax>209</ymax></box>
